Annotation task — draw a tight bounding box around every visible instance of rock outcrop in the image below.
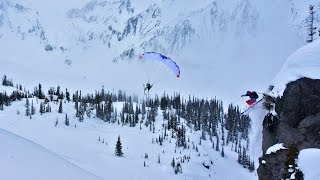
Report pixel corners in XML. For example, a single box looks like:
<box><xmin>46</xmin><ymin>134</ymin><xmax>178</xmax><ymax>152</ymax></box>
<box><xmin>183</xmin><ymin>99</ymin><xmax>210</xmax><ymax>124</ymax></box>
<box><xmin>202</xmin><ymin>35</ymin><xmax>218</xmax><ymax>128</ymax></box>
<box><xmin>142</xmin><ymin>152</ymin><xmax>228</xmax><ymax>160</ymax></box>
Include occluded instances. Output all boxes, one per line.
<box><xmin>258</xmin><ymin>77</ymin><xmax>320</xmax><ymax>180</ymax></box>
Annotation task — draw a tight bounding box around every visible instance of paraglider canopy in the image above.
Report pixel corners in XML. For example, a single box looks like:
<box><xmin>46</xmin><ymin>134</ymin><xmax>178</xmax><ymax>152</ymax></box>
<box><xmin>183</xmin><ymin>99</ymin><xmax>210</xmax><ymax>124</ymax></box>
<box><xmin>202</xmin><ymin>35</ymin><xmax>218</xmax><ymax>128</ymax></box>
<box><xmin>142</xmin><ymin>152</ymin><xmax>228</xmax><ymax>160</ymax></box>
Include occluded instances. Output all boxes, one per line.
<box><xmin>139</xmin><ymin>52</ymin><xmax>180</xmax><ymax>78</ymax></box>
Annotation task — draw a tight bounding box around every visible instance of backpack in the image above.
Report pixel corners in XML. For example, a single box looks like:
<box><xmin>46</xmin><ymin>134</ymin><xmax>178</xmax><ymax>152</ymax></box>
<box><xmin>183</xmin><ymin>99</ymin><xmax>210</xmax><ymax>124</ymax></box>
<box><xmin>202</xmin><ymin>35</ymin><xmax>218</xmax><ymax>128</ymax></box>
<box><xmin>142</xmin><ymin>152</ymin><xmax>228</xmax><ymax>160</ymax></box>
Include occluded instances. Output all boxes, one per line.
<box><xmin>251</xmin><ymin>92</ymin><xmax>259</xmax><ymax>99</ymax></box>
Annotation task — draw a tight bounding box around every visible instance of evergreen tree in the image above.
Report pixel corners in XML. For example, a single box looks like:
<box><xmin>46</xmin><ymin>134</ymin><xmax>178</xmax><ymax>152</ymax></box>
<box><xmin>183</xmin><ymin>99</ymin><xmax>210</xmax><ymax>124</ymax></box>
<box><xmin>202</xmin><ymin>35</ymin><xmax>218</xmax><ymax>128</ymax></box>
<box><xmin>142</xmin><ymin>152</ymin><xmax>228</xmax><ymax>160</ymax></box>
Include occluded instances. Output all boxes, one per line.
<box><xmin>171</xmin><ymin>157</ymin><xmax>175</xmax><ymax>168</ymax></box>
<box><xmin>25</xmin><ymin>97</ymin><xmax>29</xmax><ymax>107</ymax></box>
<box><xmin>215</xmin><ymin>137</ymin><xmax>220</xmax><ymax>151</ymax></box>
<box><xmin>115</xmin><ymin>136</ymin><xmax>123</xmax><ymax>156</ymax></box>
<box><xmin>25</xmin><ymin>102</ymin><xmax>30</xmax><ymax>116</ymax></box>
<box><xmin>158</xmin><ymin>154</ymin><xmax>160</xmax><ymax>163</ymax></box>
<box><xmin>25</xmin><ymin>97</ymin><xmax>30</xmax><ymax>116</ymax></box>
<box><xmin>159</xmin><ymin>135</ymin><xmax>162</xmax><ymax>146</ymax></box>
<box><xmin>2</xmin><ymin>75</ymin><xmax>13</xmax><ymax>87</ymax></box>
<box><xmin>39</xmin><ymin>102</ymin><xmax>44</xmax><ymax>115</ymax></box>
<box><xmin>221</xmin><ymin>146</ymin><xmax>225</xmax><ymax>157</ymax></box>
<box><xmin>238</xmin><ymin>148</ymin><xmax>242</xmax><ymax>164</ymax></box>
<box><xmin>201</xmin><ymin>130</ymin><xmax>206</xmax><ymax>140</ymax></box>
<box><xmin>141</xmin><ymin>100</ymin><xmax>146</xmax><ymax>115</ymax></box>
<box><xmin>66</xmin><ymin>89</ymin><xmax>70</xmax><ymax>102</ymax></box>
<box><xmin>58</xmin><ymin>100</ymin><xmax>63</xmax><ymax>113</ymax></box>
<box><xmin>0</xmin><ymin>93</ymin><xmax>4</xmax><ymax>110</ymax></box>
<box><xmin>174</xmin><ymin>162</ymin><xmax>182</xmax><ymax>174</ymax></box>
<box><xmin>45</xmin><ymin>104</ymin><xmax>50</xmax><ymax>112</ymax></box>
<box><xmin>78</xmin><ymin>103</ymin><xmax>84</xmax><ymax>122</ymax></box>
<box><xmin>2</xmin><ymin>75</ymin><xmax>7</xmax><ymax>86</ymax></box>
<box><xmin>249</xmin><ymin>160</ymin><xmax>255</xmax><ymax>172</ymax></box>
<box><xmin>65</xmin><ymin>114</ymin><xmax>69</xmax><ymax>126</ymax></box>
<box><xmin>31</xmin><ymin>100</ymin><xmax>35</xmax><ymax>115</ymax></box>
<box><xmin>38</xmin><ymin>83</ymin><xmax>44</xmax><ymax>99</ymax></box>
<box><xmin>307</xmin><ymin>5</ymin><xmax>317</xmax><ymax>43</ymax></box>
<box><xmin>56</xmin><ymin>86</ymin><xmax>60</xmax><ymax>97</ymax></box>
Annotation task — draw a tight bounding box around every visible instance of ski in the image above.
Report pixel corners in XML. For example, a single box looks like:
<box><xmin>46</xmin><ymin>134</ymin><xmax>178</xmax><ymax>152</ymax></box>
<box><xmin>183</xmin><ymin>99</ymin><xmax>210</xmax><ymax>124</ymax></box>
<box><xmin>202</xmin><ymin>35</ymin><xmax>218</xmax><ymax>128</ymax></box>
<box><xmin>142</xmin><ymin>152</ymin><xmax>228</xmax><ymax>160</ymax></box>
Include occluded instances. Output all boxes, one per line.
<box><xmin>241</xmin><ymin>98</ymin><xmax>264</xmax><ymax>115</ymax></box>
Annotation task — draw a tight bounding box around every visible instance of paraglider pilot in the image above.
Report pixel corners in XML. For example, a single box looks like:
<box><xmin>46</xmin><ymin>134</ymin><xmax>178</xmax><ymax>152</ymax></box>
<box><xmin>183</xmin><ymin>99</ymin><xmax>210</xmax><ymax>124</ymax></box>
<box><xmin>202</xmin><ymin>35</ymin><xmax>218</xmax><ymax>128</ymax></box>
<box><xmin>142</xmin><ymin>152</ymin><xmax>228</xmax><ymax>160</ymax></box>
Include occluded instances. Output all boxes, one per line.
<box><xmin>241</xmin><ymin>91</ymin><xmax>259</xmax><ymax>105</ymax></box>
<box><xmin>144</xmin><ymin>83</ymin><xmax>153</xmax><ymax>94</ymax></box>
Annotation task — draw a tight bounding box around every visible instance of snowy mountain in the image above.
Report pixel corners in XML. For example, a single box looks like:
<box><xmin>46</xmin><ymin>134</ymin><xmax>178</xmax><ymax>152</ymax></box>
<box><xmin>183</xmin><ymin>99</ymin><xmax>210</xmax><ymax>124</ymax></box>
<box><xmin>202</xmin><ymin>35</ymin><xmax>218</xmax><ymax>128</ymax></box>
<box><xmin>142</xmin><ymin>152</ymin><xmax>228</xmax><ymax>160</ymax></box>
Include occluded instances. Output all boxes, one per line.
<box><xmin>1</xmin><ymin>0</ymin><xmax>319</xmax><ymax>105</ymax></box>
<box><xmin>1</xmin><ymin>0</ymin><xmax>320</xmax><ymax>179</ymax></box>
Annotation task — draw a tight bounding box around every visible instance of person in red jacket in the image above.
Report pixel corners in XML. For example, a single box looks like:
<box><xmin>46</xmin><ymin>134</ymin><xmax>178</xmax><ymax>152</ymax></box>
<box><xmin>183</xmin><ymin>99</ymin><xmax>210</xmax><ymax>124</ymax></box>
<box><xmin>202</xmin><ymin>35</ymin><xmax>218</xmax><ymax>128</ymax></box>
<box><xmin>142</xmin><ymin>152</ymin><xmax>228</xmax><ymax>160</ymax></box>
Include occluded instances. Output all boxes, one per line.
<box><xmin>241</xmin><ymin>91</ymin><xmax>259</xmax><ymax>105</ymax></box>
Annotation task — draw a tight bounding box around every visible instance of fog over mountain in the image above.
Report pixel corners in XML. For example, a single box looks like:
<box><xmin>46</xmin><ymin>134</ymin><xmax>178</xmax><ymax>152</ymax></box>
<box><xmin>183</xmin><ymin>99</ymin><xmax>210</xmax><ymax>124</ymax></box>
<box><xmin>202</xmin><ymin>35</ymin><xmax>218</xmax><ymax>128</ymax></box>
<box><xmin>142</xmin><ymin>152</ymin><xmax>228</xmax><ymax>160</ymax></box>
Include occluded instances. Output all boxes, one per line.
<box><xmin>1</xmin><ymin>0</ymin><xmax>318</xmax><ymax>104</ymax></box>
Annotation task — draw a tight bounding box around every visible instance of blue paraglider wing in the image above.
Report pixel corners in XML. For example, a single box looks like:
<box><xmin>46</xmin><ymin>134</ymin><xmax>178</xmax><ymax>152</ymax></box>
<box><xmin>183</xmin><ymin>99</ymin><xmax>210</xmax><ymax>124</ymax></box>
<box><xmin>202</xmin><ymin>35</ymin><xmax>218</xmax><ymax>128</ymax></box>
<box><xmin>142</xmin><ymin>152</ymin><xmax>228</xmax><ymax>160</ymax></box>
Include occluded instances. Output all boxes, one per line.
<box><xmin>140</xmin><ymin>52</ymin><xmax>180</xmax><ymax>77</ymax></box>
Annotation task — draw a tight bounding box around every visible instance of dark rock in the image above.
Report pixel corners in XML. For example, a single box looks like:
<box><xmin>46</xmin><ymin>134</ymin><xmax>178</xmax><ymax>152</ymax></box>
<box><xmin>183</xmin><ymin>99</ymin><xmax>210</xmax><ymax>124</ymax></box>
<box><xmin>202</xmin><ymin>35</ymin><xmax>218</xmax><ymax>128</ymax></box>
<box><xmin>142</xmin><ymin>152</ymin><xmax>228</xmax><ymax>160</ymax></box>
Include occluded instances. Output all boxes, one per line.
<box><xmin>258</xmin><ymin>77</ymin><xmax>320</xmax><ymax>180</ymax></box>
<box><xmin>276</xmin><ymin>77</ymin><xmax>320</xmax><ymax>128</ymax></box>
<box><xmin>257</xmin><ymin>149</ymin><xmax>288</xmax><ymax>180</ymax></box>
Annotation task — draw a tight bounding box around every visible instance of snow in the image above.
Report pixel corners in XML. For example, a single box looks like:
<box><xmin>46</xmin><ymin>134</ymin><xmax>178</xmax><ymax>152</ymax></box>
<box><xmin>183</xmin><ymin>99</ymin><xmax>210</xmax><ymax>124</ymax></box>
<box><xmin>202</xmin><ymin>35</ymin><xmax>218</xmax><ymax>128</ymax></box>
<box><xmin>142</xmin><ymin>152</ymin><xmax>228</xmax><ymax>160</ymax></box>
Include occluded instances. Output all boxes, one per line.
<box><xmin>0</xmin><ymin>97</ymin><xmax>256</xmax><ymax>180</ymax></box>
<box><xmin>1</xmin><ymin>1</ymin><xmax>319</xmax><ymax>179</ymax></box>
<box><xmin>265</xmin><ymin>143</ymin><xmax>288</xmax><ymax>155</ymax></box>
<box><xmin>0</xmin><ymin>0</ymin><xmax>307</xmax><ymax>107</ymax></box>
<box><xmin>0</xmin><ymin>128</ymin><xmax>102</xmax><ymax>180</ymax></box>
<box><xmin>246</xmin><ymin>99</ymin><xmax>267</xmax><ymax>162</ymax></box>
<box><xmin>271</xmin><ymin>40</ymin><xmax>320</xmax><ymax>97</ymax></box>
<box><xmin>0</xmin><ymin>85</ymin><xmax>17</xmax><ymax>93</ymax></box>
<box><xmin>298</xmin><ymin>148</ymin><xmax>320</xmax><ymax>180</ymax></box>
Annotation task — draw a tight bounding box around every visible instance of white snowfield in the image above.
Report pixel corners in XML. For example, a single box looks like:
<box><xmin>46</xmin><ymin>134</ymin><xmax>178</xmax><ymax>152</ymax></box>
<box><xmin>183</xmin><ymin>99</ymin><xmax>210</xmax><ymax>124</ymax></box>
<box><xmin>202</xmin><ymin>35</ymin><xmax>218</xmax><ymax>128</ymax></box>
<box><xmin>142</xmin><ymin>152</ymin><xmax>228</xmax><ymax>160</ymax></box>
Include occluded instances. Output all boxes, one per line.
<box><xmin>0</xmin><ymin>85</ymin><xmax>18</xmax><ymax>93</ymax></box>
<box><xmin>271</xmin><ymin>40</ymin><xmax>320</xmax><ymax>97</ymax></box>
<box><xmin>298</xmin><ymin>148</ymin><xmax>320</xmax><ymax>180</ymax></box>
<box><xmin>0</xmin><ymin>128</ymin><xmax>102</xmax><ymax>180</ymax></box>
<box><xmin>265</xmin><ymin>143</ymin><xmax>287</xmax><ymax>155</ymax></box>
<box><xmin>0</xmin><ymin>99</ymin><xmax>255</xmax><ymax>180</ymax></box>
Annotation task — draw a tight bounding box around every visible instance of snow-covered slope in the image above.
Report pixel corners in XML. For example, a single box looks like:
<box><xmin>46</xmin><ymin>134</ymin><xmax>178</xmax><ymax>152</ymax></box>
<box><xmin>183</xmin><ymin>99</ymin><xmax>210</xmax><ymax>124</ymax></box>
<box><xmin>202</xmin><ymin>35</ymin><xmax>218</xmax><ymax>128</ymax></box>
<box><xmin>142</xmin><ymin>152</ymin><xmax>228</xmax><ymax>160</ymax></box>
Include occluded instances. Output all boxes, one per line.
<box><xmin>0</xmin><ymin>96</ymin><xmax>256</xmax><ymax>180</ymax></box>
<box><xmin>246</xmin><ymin>98</ymin><xmax>267</xmax><ymax>160</ymax></box>
<box><xmin>0</xmin><ymin>128</ymin><xmax>102</xmax><ymax>180</ymax></box>
<box><xmin>272</xmin><ymin>40</ymin><xmax>320</xmax><ymax>97</ymax></box>
<box><xmin>2</xmin><ymin>1</ymin><xmax>320</xmax><ymax>179</ymax></box>
<box><xmin>0</xmin><ymin>0</ymin><xmax>316</xmax><ymax>105</ymax></box>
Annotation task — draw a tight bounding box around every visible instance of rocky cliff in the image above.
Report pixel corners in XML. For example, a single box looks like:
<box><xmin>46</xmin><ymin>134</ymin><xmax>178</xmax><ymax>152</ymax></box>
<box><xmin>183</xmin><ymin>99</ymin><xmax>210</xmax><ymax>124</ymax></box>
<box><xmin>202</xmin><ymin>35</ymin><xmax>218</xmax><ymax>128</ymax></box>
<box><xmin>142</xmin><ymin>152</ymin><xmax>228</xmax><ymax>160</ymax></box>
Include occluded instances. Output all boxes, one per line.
<box><xmin>258</xmin><ymin>77</ymin><xmax>320</xmax><ymax>180</ymax></box>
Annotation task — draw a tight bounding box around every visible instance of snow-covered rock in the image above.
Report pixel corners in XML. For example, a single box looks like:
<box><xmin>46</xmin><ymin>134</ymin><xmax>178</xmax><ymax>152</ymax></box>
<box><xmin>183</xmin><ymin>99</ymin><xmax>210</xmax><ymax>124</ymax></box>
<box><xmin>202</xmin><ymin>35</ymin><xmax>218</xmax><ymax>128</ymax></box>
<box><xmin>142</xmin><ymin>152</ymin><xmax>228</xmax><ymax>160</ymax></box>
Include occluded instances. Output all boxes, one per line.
<box><xmin>298</xmin><ymin>148</ymin><xmax>320</xmax><ymax>180</ymax></box>
<box><xmin>265</xmin><ymin>143</ymin><xmax>287</xmax><ymax>155</ymax></box>
<box><xmin>272</xmin><ymin>40</ymin><xmax>320</xmax><ymax>97</ymax></box>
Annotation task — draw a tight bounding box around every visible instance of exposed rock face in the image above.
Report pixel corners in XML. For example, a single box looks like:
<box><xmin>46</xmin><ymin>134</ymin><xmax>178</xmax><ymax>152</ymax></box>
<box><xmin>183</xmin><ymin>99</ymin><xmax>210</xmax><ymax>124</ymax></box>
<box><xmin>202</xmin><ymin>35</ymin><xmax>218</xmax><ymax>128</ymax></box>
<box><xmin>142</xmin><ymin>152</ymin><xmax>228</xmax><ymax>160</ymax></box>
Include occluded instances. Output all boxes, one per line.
<box><xmin>258</xmin><ymin>77</ymin><xmax>320</xmax><ymax>180</ymax></box>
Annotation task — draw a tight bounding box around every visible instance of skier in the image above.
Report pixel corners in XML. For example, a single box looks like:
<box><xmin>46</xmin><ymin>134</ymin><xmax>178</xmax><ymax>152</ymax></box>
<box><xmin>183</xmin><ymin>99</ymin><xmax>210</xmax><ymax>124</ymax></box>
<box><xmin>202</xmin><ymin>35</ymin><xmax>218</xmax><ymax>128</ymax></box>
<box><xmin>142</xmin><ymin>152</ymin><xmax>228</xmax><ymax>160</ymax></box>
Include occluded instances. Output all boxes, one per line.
<box><xmin>241</xmin><ymin>91</ymin><xmax>259</xmax><ymax>105</ymax></box>
<box><xmin>144</xmin><ymin>82</ymin><xmax>153</xmax><ymax>94</ymax></box>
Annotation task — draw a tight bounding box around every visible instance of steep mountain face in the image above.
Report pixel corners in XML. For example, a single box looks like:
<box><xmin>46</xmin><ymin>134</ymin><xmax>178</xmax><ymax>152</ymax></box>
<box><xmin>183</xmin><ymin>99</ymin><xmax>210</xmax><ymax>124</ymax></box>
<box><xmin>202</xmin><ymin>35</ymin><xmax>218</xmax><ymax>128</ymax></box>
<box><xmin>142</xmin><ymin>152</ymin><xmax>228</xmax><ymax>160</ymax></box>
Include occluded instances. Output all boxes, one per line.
<box><xmin>0</xmin><ymin>0</ymin><xmax>312</xmax><ymax>60</ymax></box>
<box><xmin>0</xmin><ymin>0</ymin><xmax>318</xmax><ymax>105</ymax></box>
<box><xmin>257</xmin><ymin>77</ymin><xmax>320</xmax><ymax>180</ymax></box>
